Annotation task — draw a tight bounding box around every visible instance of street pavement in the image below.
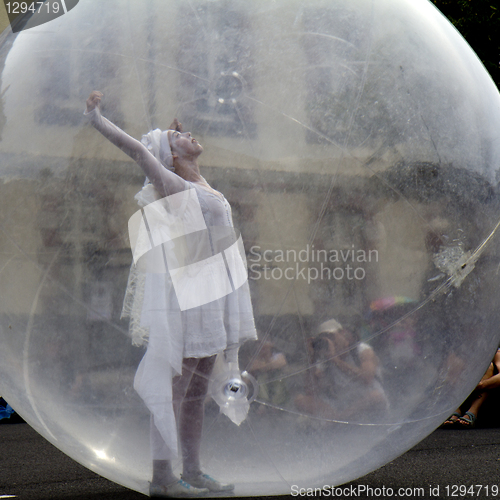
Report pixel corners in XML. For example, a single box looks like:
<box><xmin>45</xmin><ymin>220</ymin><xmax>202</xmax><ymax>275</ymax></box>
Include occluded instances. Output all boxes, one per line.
<box><xmin>1</xmin><ymin>421</ymin><xmax>500</xmax><ymax>500</ymax></box>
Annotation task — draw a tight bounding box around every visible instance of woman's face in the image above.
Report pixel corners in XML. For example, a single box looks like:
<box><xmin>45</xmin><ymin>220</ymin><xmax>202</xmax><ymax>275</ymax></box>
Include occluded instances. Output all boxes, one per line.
<box><xmin>169</xmin><ymin>130</ymin><xmax>203</xmax><ymax>158</ymax></box>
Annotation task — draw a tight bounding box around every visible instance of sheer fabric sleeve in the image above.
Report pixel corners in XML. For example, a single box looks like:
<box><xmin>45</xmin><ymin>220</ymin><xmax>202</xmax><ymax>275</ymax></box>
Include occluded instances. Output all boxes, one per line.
<box><xmin>84</xmin><ymin>107</ymin><xmax>186</xmax><ymax>197</ymax></box>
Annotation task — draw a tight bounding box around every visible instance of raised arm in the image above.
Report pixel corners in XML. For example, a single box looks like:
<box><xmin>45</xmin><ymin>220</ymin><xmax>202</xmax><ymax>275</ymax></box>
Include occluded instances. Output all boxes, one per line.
<box><xmin>84</xmin><ymin>91</ymin><xmax>186</xmax><ymax>197</ymax></box>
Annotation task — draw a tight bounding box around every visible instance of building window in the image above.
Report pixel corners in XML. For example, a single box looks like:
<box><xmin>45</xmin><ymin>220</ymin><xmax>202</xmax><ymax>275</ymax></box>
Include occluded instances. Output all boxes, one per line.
<box><xmin>176</xmin><ymin>2</ymin><xmax>256</xmax><ymax>139</ymax></box>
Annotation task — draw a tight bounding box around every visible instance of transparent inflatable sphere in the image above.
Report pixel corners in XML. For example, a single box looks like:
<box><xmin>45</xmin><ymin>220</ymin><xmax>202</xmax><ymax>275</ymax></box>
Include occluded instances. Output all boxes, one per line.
<box><xmin>1</xmin><ymin>0</ymin><xmax>500</xmax><ymax>496</ymax></box>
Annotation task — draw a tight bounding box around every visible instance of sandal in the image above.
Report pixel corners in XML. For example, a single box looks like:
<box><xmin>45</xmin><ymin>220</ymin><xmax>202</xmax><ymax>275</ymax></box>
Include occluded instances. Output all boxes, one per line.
<box><xmin>458</xmin><ymin>411</ymin><xmax>476</xmax><ymax>428</ymax></box>
<box><xmin>442</xmin><ymin>412</ymin><xmax>461</xmax><ymax>427</ymax></box>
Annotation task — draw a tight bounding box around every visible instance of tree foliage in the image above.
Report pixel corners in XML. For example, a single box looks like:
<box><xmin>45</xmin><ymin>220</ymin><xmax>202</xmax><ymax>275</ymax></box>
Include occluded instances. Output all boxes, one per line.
<box><xmin>432</xmin><ymin>0</ymin><xmax>499</xmax><ymax>89</ymax></box>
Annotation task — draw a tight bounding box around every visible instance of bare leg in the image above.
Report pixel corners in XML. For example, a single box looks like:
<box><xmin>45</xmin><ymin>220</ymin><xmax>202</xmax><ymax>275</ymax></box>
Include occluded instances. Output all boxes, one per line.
<box><xmin>152</xmin><ymin>459</ymin><xmax>177</xmax><ymax>487</ymax></box>
<box><xmin>295</xmin><ymin>394</ymin><xmax>340</xmax><ymax>420</ymax></box>
<box><xmin>458</xmin><ymin>362</ymin><xmax>495</xmax><ymax>427</ymax></box>
<box><xmin>172</xmin><ymin>356</ymin><xmax>216</xmax><ymax>475</ymax></box>
<box><xmin>175</xmin><ymin>356</ymin><xmax>235</xmax><ymax>492</ymax></box>
<box><xmin>467</xmin><ymin>391</ymin><xmax>488</xmax><ymax>416</ymax></box>
<box><xmin>150</xmin><ymin>356</ymin><xmax>216</xmax><ymax>496</ymax></box>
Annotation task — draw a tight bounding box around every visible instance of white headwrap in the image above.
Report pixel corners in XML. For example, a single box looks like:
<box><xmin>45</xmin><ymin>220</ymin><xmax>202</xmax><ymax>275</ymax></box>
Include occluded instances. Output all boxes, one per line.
<box><xmin>141</xmin><ymin>128</ymin><xmax>174</xmax><ymax>171</ymax></box>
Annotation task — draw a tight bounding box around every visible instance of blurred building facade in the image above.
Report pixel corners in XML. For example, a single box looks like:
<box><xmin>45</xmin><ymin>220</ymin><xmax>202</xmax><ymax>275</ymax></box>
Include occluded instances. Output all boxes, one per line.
<box><xmin>0</xmin><ymin>0</ymin><xmax>498</xmax><ymax>368</ymax></box>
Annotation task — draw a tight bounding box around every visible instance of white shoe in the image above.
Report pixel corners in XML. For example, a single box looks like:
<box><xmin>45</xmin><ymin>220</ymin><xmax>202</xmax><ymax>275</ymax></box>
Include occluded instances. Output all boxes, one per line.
<box><xmin>182</xmin><ymin>472</ymin><xmax>235</xmax><ymax>492</ymax></box>
<box><xmin>150</xmin><ymin>479</ymin><xmax>209</xmax><ymax>497</ymax></box>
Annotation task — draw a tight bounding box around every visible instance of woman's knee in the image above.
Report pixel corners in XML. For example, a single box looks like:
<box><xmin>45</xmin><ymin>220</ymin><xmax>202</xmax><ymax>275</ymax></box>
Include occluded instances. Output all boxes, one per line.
<box><xmin>482</xmin><ymin>362</ymin><xmax>495</xmax><ymax>381</ymax></box>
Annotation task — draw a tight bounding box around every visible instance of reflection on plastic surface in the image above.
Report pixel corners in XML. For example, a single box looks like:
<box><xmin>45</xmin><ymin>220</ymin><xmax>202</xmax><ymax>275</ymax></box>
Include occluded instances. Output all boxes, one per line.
<box><xmin>129</xmin><ymin>189</ymin><xmax>208</xmax><ymax>265</ymax></box>
<box><xmin>1</xmin><ymin>0</ymin><xmax>500</xmax><ymax>496</ymax></box>
<box><xmin>128</xmin><ymin>187</ymin><xmax>248</xmax><ymax>310</ymax></box>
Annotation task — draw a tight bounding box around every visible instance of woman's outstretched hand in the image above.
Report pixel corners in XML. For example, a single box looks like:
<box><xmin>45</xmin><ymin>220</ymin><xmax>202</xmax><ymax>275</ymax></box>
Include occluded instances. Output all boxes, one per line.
<box><xmin>169</xmin><ymin>117</ymin><xmax>183</xmax><ymax>132</ymax></box>
<box><xmin>86</xmin><ymin>91</ymin><xmax>103</xmax><ymax>113</ymax></box>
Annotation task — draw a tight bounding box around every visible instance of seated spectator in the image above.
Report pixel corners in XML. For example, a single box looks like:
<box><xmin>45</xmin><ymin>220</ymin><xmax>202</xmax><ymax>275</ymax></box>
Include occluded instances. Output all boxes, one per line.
<box><xmin>248</xmin><ymin>340</ymin><xmax>288</xmax><ymax>412</ymax></box>
<box><xmin>443</xmin><ymin>347</ymin><xmax>500</xmax><ymax>428</ymax></box>
<box><xmin>295</xmin><ymin>320</ymin><xmax>388</xmax><ymax>422</ymax></box>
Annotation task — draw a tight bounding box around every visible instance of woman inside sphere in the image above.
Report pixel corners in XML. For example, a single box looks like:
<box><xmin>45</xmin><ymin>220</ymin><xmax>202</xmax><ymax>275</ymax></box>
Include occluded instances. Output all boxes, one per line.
<box><xmin>85</xmin><ymin>91</ymin><xmax>257</xmax><ymax>497</ymax></box>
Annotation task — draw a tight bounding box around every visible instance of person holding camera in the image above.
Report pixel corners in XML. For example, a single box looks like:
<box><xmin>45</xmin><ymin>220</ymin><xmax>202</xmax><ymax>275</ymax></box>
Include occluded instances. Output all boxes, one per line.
<box><xmin>295</xmin><ymin>319</ymin><xmax>388</xmax><ymax>422</ymax></box>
